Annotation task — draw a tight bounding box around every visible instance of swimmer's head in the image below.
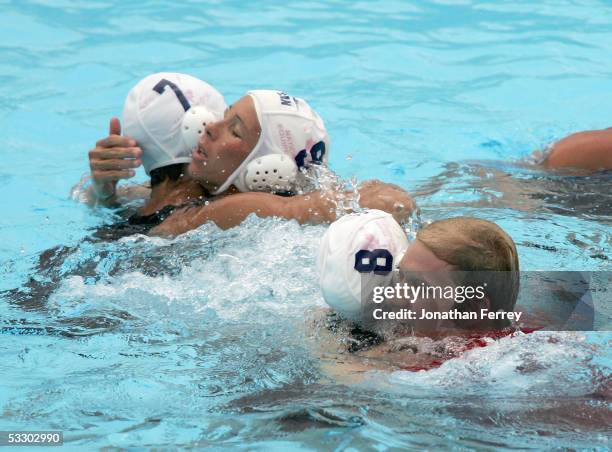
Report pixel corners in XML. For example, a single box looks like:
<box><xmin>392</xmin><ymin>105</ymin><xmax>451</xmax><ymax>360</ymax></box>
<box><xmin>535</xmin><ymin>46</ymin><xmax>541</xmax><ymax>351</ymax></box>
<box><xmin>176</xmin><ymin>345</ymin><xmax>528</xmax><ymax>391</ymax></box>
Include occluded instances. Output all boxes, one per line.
<box><xmin>188</xmin><ymin>90</ymin><xmax>330</xmax><ymax>195</ymax></box>
<box><xmin>317</xmin><ymin>210</ymin><xmax>409</xmax><ymax>320</ymax></box>
<box><xmin>122</xmin><ymin>72</ymin><xmax>226</xmax><ymax>175</ymax></box>
<box><xmin>404</xmin><ymin>217</ymin><xmax>520</xmax><ymax>326</ymax></box>
<box><xmin>318</xmin><ymin>213</ymin><xmax>519</xmax><ymax>329</ymax></box>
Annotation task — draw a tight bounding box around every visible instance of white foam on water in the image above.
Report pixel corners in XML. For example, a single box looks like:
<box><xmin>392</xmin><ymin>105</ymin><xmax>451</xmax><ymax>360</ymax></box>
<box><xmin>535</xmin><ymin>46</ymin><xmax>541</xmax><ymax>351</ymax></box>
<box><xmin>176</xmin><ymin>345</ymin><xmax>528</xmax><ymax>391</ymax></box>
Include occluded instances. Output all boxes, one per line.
<box><xmin>49</xmin><ymin>216</ymin><xmax>329</xmax><ymax>328</ymax></box>
<box><xmin>380</xmin><ymin>331</ymin><xmax>603</xmax><ymax>399</ymax></box>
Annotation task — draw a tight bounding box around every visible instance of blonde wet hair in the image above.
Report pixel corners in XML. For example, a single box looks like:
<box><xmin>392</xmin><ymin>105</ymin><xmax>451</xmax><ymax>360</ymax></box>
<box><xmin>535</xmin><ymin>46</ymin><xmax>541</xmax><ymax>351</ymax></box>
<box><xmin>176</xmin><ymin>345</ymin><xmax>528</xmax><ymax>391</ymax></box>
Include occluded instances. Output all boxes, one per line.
<box><xmin>417</xmin><ymin>217</ymin><xmax>520</xmax><ymax>325</ymax></box>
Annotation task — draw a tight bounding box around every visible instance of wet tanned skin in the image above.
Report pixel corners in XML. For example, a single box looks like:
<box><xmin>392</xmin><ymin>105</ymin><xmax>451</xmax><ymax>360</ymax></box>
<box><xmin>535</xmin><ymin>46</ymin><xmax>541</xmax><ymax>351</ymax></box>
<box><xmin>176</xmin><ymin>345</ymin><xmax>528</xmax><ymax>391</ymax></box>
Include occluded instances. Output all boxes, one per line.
<box><xmin>399</xmin><ymin>240</ymin><xmax>454</xmax><ymax>273</ymax></box>
<box><xmin>188</xmin><ymin>96</ymin><xmax>262</xmax><ymax>193</ymax></box>
<box><xmin>543</xmin><ymin>128</ymin><xmax>612</xmax><ymax>172</ymax></box>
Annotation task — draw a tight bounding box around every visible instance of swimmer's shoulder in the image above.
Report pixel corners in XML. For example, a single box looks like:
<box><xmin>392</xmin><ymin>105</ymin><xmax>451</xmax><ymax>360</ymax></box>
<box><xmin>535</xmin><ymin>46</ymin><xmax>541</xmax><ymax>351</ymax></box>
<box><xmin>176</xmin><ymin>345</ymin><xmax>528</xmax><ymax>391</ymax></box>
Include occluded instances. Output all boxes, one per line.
<box><xmin>538</xmin><ymin>129</ymin><xmax>612</xmax><ymax>174</ymax></box>
<box><xmin>308</xmin><ymin>310</ymin><xmax>385</xmax><ymax>383</ymax></box>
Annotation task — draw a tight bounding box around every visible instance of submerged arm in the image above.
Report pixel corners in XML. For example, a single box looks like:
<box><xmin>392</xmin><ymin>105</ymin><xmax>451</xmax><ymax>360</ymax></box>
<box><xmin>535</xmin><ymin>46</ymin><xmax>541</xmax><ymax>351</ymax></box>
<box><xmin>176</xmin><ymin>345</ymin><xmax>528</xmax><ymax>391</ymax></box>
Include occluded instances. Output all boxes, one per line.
<box><xmin>150</xmin><ymin>180</ymin><xmax>415</xmax><ymax>236</ymax></box>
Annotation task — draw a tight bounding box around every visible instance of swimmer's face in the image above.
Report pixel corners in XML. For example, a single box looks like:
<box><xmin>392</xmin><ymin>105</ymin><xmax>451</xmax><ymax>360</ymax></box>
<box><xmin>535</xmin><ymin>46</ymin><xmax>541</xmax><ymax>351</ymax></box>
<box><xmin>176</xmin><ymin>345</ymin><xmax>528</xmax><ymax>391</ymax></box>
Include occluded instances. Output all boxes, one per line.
<box><xmin>397</xmin><ymin>238</ymin><xmax>494</xmax><ymax>335</ymax></box>
<box><xmin>395</xmin><ymin>239</ymin><xmax>458</xmax><ymax>333</ymax></box>
<box><xmin>189</xmin><ymin>95</ymin><xmax>261</xmax><ymax>192</ymax></box>
<box><xmin>399</xmin><ymin>239</ymin><xmax>453</xmax><ymax>272</ymax></box>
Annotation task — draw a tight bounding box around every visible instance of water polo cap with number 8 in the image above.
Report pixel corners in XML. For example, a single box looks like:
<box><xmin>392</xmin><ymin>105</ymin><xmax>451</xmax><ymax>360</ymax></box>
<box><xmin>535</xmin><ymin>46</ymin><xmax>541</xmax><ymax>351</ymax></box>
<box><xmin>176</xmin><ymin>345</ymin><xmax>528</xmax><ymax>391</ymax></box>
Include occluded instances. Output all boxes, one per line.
<box><xmin>317</xmin><ymin>210</ymin><xmax>409</xmax><ymax>320</ymax></box>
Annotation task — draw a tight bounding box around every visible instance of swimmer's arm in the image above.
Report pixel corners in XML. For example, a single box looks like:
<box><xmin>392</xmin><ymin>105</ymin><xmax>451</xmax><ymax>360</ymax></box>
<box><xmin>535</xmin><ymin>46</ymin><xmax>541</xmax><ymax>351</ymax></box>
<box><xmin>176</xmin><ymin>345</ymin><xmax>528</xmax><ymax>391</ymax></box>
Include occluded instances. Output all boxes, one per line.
<box><xmin>318</xmin><ymin>352</ymin><xmax>383</xmax><ymax>384</ymax></box>
<box><xmin>150</xmin><ymin>191</ymin><xmax>338</xmax><ymax>235</ymax></box>
<box><xmin>541</xmin><ymin>129</ymin><xmax>612</xmax><ymax>173</ymax></box>
<box><xmin>150</xmin><ymin>180</ymin><xmax>416</xmax><ymax>236</ymax></box>
<box><xmin>318</xmin><ymin>339</ymin><xmax>442</xmax><ymax>382</ymax></box>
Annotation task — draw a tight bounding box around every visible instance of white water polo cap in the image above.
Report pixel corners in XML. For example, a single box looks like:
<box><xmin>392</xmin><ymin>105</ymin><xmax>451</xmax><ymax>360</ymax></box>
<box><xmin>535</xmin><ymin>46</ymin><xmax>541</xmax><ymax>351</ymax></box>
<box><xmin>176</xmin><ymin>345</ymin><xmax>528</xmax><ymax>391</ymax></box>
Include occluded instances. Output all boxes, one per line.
<box><xmin>212</xmin><ymin>90</ymin><xmax>330</xmax><ymax>194</ymax></box>
<box><xmin>317</xmin><ymin>210</ymin><xmax>410</xmax><ymax>320</ymax></box>
<box><xmin>123</xmin><ymin>72</ymin><xmax>226</xmax><ymax>175</ymax></box>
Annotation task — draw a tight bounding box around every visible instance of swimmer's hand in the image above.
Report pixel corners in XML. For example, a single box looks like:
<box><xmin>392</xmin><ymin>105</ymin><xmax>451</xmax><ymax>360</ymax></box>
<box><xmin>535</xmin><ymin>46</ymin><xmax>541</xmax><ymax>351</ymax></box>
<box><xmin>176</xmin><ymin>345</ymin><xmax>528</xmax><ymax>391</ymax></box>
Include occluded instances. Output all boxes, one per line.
<box><xmin>357</xmin><ymin>180</ymin><xmax>416</xmax><ymax>223</ymax></box>
<box><xmin>87</xmin><ymin>118</ymin><xmax>143</xmax><ymax>205</ymax></box>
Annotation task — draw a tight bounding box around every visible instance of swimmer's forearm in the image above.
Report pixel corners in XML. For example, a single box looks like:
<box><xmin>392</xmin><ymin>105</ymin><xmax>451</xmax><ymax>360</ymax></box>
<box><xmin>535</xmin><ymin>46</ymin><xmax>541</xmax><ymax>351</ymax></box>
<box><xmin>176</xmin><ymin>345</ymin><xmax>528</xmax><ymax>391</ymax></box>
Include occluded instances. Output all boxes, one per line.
<box><xmin>207</xmin><ymin>192</ymin><xmax>336</xmax><ymax>227</ymax></box>
<box><xmin>282</xmin><ymin>182</ymin><xmax>416</xmax><ymax>225</ymax></box>
<box><xmin>150</xmin><ymin>181</ymin><xmax>416</xmax><ymax>236</ymax></box>
<box><xmin>150</xmin><ymin>192</ymin><xmax>336</xmax><ymax>236</ymax></box>
<box><xmin>543</xmin><ymin>129</ymin><xmax>612</xmax><ymax>172</ymax></box>
<box><xmin>246</xmin><ymin>181</ymin><xmax>416</xmax><ymax>225</ymax></box>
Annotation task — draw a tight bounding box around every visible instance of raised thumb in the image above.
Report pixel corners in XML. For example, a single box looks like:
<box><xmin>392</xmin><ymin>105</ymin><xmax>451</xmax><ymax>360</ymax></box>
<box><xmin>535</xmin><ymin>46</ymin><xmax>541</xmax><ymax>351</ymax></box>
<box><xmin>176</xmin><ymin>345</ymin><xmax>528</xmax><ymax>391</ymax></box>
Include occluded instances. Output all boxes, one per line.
<box><xmin>109</xmin><ymin>117</ymin><xmax>121</xmax><ymax>136</ymax></box>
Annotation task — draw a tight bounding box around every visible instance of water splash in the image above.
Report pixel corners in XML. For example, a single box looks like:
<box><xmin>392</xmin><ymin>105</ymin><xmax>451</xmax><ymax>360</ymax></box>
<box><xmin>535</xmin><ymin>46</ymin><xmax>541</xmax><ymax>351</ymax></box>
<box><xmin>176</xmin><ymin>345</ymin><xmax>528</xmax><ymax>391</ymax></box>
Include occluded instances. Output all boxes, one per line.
<box><xmin>296</xmin><ymin>165</ymin><xmax>361</xmax><ymax>218</ymax></box>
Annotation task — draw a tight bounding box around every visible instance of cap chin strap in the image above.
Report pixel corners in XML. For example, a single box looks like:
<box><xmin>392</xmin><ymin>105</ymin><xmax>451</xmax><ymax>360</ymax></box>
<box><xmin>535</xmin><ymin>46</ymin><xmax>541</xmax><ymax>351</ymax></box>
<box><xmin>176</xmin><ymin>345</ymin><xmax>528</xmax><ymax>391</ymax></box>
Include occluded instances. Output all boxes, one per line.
<box><xmin>394</xmin><ymin>248</ymin><xmax>407</xmax><ymax>272</ymax></box>
<box><xmin>210</xmin><ymin>140</ymin><xmax>263</xmax><ymax>195</ymax></box>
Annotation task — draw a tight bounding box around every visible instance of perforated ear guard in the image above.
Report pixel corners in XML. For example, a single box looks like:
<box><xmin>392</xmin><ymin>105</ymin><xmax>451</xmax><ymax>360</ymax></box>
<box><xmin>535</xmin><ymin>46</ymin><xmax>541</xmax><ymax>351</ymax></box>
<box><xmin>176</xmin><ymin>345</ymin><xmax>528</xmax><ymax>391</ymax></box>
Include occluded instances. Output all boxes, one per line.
<box><xmin>181</xmin><ymin>106</ymin><xmax>217</xmax><ymax>151</ymax></box>
<box><xmin>241</xmin><ymin>154</ymin><xmax>298</xmax><ymax>192</ymax></box>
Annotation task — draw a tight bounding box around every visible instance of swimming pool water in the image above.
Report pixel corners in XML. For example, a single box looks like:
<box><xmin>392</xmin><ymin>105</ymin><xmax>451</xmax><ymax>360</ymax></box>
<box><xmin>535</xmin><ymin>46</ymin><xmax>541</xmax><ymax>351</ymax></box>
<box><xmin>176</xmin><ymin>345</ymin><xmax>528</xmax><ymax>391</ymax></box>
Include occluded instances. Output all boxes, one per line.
<box><xmin>1</xmin><ymin>0</ymin><xmax>610</xmax><ymax>449</ymax></box>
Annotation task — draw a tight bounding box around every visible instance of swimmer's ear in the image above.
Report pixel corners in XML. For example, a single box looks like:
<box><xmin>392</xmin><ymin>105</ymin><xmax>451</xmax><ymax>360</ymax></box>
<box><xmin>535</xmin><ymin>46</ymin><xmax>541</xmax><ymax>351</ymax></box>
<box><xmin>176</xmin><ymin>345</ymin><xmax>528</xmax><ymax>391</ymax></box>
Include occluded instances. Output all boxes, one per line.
<box><xmin>109</xmin><ymin>117</ymin><xmax>121</xmax><ymax>136</ymax></box>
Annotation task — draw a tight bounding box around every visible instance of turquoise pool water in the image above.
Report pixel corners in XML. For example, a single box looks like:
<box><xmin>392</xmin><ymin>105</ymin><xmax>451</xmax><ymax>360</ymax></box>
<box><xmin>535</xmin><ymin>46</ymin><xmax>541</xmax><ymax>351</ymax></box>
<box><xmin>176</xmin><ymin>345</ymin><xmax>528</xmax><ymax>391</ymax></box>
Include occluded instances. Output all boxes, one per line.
<box><xmin>1</xmin><ymin>0</ymin><xmax>610</xmax><ymax>449</ymax></box>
